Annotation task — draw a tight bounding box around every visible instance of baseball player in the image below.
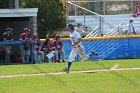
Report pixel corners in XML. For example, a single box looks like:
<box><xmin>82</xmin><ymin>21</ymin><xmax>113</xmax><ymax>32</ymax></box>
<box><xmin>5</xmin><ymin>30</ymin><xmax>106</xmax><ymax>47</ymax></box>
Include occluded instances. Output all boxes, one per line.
<box><xmin>63</xmin><ymin>24</ymin><xmax>98</xmax><ymax>73</ymax></box>
<box><xmin>42</xmin><ymin>38</ymin><xmax>52</xmax><ymax>63</ymax></box>
<box><xmin>52</xmin><ymin>34</ymin><xmax>65</xmax><ymax>62</ymax></box>
<box><xmin>33</xmin><ymin>35</ymin><xmax>44</xmax><ymax>63</ymax></box>
<box><xmin>19</xmin><ymin>28</ymin><xmax>32</xmax><ymax>64</ymax></box>
<box><xmin>3</xmin><ymin>28</ymin><xmax>13</xmax><ymax>64</ymax></box>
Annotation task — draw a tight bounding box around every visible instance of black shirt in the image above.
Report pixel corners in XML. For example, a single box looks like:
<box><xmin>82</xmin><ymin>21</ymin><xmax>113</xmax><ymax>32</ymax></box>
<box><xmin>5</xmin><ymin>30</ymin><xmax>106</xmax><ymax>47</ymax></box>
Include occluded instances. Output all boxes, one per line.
<box><xmin>3</xmin><ymin>32</ymin><xmax>13</xmax><ymax>41</ymax></box>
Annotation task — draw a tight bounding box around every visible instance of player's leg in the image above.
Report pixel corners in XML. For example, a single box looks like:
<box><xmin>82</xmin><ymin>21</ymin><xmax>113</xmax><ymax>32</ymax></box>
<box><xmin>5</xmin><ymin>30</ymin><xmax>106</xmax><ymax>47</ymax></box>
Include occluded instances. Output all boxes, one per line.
<box><xmin>25</xmin><ymin>49</ymin><xmax>30</xmax><ymax>64</ymax></box>
<box><xmin>34</xmin><ymin>51</ymin><xmax>37</xmax><ymax>63</ymax></box>
<box><xmin>63</xmin><ymin>48</ymin><xmax>77</xmax><ymax>73</ymax></box>
<box><xmin>39</xmin><ymin>51</ymin><xmax>44</xmax><ymax>63</ymax></box>
<box><xmin>53</xmin><ymin>51</ymin><xmax>58</xmax><ymax>62</ymax></box>
<box><xmin>78</xmin><ymin>48</ymin><xmax>99</xmax><ymax>61</ymax></box>
<box><xmin>20</xmin><ymin>45</ymin><xmax>25</xmax><ymax>63</ymax></box>
<box><xmin>4</xmin><ymin>46</ymin><xmax>11</xmax><ymax>64</ymax></box>
<box><xmin>62</xmin><ymin>50</ymin><xmax>65</xmax><ymax>62</ymax></box>
<box><xmin>77</xmin><ymin>45</ymin><xmax>89</xmax><ymax>60</ymax></box>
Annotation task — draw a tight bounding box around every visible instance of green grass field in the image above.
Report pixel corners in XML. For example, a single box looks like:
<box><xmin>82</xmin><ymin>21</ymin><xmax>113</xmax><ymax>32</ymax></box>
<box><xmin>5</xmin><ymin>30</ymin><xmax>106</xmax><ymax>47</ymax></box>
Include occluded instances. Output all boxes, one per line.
<box><xmin>0</xmin><ymin>59</ymin><xmax>140</xmax><ymax>93</ymax></box>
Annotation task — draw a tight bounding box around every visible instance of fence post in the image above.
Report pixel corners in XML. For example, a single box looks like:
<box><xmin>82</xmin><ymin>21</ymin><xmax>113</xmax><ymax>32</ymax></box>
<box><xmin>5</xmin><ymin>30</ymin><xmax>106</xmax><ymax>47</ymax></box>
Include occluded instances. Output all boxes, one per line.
<box><xmin>30</xmin><ymin>41</ymin><xmax>34</xmax><ymax>64</ymax></box>
<box><xmin>99</xmin><ymin>16</ymin><xmax>104</xmax><ymax>37</ymax></box>
<box><xmin>74</xmin><ymin>0</ymin><xmax>77</xmax><ymax>16</ymax></box>
<box><xmin>131</xmin><ymin>0</ymin><xmax>134</xmax><ymax>14</ymax></box>
<box><xmin>84</xmin><ymin>10</ymin><xmax>86</xmax><ymax>31</ymax></box>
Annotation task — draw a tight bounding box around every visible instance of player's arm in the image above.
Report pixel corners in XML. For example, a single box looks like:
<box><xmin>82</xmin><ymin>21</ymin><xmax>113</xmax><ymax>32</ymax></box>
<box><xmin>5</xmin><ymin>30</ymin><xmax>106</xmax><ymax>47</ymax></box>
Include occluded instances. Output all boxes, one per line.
<box><xmin>42</xmin><ymin>43</ymin><xmax>46</xmax><ymax>51</ymax></box>
<box><xmin>72</xmin><ymin>32</ymin><xmax>82</xmax><ymax>47</ymax></box>
<box><xmin>52</xmin><ymin>41</ymin><xmax>57</xmax><ymax>51</ymax></box>
<box><xmin>10</xmin><ymin>33</ymin><xmax>13</xmax><ymax>41</ymax></box>
<box><xmin>19</xmin><ymin>34</ymin><xmax>25</xmax><ymax>42</ymax></box>
<box><xmin>38</xmin><ymin>41</ymin><xmax>41</xmax><ymax>51</ymax></box>
<box><xmin>3</xmin><ymin>34</ymin><xmax>7</xmax><ymax>41</ymax></box>
<box><xmin>72</xmin><ymin>37</ymin><xmax>81</xmax><ymax>47</ymax></box>
<box><xmin>3</xmin><ymin>37</ymin><xmax>7</xmax><ymax>41</ymax></box>
<box><xmin>3</xmin><ymin>35</ymin><xmax>11</xmax><ymax>41</ymax></box>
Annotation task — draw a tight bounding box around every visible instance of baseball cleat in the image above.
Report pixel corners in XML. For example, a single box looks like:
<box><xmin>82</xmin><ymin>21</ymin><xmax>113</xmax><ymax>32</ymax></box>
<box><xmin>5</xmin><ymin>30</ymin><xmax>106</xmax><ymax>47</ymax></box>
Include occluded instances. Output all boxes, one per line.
<box><xmin>63</xmin><ymin>67</ymin><xmax>69</xmax><ymax>73</ymax></box>
<box><xmin>92</xmin><ymin>50</ymin><xmax>99</xmax><ymax>56</ymax></box>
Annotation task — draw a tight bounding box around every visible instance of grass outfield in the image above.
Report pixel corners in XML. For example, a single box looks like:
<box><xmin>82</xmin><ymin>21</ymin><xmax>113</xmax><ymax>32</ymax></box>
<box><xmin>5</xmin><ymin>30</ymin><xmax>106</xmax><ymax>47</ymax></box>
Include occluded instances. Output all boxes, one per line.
<box><xmin>0</xmin><ymin>70</ymin><xmax>139</xmax><ymax>93</ymax></box>
<box><xmin>0</xmin><ymin>59</ymin><xmax>139</xmax><ymax>93</ymax></box>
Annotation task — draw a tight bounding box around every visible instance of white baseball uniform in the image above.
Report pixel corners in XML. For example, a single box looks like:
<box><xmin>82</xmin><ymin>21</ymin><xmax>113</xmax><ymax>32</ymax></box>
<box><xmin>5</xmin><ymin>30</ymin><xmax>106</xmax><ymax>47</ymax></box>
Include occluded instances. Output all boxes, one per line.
<box><xmin>68</xmin><ymin>30</ymin><xmax>89</xmax><ymax>62</ymax></box>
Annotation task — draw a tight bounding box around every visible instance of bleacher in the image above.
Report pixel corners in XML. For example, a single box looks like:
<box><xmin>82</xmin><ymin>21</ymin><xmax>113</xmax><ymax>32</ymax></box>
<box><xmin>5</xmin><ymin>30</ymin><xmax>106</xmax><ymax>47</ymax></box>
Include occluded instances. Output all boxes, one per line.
<box><xmin>68</xmin><ymin>14</ymin><xmax>140</xmax><ymax>61</ymax></box>
<box><xmin>68</xmin><ymin>14</ymin><xmax>140</xmax><ymax>36</ymax></box>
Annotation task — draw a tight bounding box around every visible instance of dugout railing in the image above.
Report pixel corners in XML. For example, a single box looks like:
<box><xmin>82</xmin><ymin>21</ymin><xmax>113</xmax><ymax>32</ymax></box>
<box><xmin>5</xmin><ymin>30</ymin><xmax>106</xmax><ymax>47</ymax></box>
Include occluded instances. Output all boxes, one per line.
<box><xmin>0</xmin><ymin>41</ymin><xmax>34</xmax><ymax>64</ymax></box>
<box><xmin>1</xmin><ymin>35</ymin><xmax>140</xmax><ymax>65</ymax></box>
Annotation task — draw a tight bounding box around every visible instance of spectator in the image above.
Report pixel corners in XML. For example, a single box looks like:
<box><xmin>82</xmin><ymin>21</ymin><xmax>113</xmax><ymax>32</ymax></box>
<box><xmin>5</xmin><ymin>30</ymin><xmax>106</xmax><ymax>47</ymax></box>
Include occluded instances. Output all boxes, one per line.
<box><xmin>52</xmin><ymin>34</ymin><xmax>65</xmax><ymax>62</ymax></box>
<box><xmin>126</xmin><ymin>19</ymin><xmax>136</xmax><ymax>35</ymax></box>
<box><xmin>19</xmin><ymin>28</ymin><xmax>32</xmax><ymax>64</ymax></box>
<box><xmin>33</xmin><ymin>35</ymin><xmax>44</xmax><ymax>64</ymax></box>
<box><xmin>42</xmin><ymin>38</ymin><xmax>52</xmax><ymax>63</ymax></box>
<box><xmin>46</xmin><ymin>34</ymin><xmax>49</xmax><ymax>39</ymax></box>
<box><xmin>133</xmin><ymin>5</ymin><xmax>140</xmax><ymax>17</ymax></box>
<box><xmin>3</xmin><ymin>28</ymin><xmax>13</xmax><ymax>64</ymax></box>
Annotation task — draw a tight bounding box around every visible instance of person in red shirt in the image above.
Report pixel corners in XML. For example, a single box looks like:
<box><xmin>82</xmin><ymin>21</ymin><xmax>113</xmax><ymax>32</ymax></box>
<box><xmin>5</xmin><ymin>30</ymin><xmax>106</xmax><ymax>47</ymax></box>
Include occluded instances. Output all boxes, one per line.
<box><xmin>42</xmin><ymin>38</ymin><xmax>52</xmax><ymax>63</ymax></box>
<box><xmin>20</xmin><ymin>28</ymin><xmax>32</xmax><ymax>41</ymax></box>
<box><xmin>52</xmin><ymin>34</ymin><xmax>65</xmax><ymax>62</ymax></box>
<box><xmin>33</xmin><ymin>35</ymin><xmax>44</xmax><ymax>63</ymax></box>
<box><xmin>133</xmin><ymin>5</ymin><xmax>140</xmax><ymax>17</ymax></box>
<box><xmin>19</xmin><ymin>28</ymin><xmax>32</xmax><ymax>64</ymax></box>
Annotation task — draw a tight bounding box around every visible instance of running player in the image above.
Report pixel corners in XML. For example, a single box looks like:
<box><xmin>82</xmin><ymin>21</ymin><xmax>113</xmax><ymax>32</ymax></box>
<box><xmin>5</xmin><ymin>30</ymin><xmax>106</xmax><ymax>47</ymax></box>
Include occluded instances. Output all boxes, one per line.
<box><xmin>63</xmin><ymin>24</ymin><xmax>97</xmax><ymax>73</ymax></box>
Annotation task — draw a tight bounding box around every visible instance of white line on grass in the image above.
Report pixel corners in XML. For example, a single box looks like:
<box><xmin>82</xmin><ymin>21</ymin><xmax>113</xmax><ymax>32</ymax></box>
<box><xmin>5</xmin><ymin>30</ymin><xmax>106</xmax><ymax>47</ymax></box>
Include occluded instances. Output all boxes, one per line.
<box><xmin>110</xmin><ymin>64</ymin><xmax>119</xmax><ymax>70</ymax></box>
<box><xmin>0</xmin><ymin>67</ymin><xmax>140</xmax><ymax>78</ymax></box>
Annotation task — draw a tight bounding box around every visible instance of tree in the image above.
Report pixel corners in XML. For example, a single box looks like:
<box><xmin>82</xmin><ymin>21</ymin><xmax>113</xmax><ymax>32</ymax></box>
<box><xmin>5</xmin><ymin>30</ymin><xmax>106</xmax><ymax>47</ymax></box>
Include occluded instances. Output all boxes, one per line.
<box><xmin>0</xmin><ymin>0</ymin><xmax>9</xmax><ymax>8</ymax></box>
<box><xmin>21</xmin><ymin>0</ymin><xmax>66</xmax><ymax>38</ymax></box>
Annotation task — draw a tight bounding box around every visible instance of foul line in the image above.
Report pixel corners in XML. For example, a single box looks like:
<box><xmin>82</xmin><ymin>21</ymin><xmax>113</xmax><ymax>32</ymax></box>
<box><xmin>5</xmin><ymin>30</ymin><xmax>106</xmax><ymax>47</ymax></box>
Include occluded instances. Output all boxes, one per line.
<box><xmin>0</xmin><ymin>67</ymin><xmax>140</xmax><ymax>78</ymax></box>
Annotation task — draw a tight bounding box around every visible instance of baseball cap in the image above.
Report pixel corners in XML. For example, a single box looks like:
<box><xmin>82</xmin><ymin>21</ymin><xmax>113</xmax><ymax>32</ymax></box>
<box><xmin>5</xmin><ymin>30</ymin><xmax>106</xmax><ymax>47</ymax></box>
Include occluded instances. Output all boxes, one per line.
<box><xmin>129</xmin><ymin>18</ymin><xmax>133</xmax><ymax>22</ymax></box>
<box><xmin>6</xmin><ymin>28</ymin><xmax>13</xmax><ymax>31</ymax></box>
<box><xmin>55</xmin><ymin>34</ymin><xmax>60</xmax><ymax>38</ymax></box>
<box><xmin>24</xmin><ymin>28</ymin><xmax>30</xmax><ymax>32</ymax></box>
<box><xmin>33</xmin><ymin>35</ymin><xmax>38</xmax><ymax>39</ymax></box>
<box><xmin>46</xmin><ymin>38</ymin><xmax>50</xmax><ymax>41</ymax></box>
<box><xmin>66</xmin><ymin>23</ymin><xmax>74</xmax><ymax>30</ymax></box>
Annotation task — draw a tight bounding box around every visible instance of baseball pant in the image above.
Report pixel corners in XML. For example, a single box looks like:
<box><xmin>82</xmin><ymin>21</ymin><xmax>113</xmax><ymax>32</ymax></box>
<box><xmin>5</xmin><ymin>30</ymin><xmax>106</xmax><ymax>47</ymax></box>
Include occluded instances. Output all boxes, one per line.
<box><xmin>34</xmin><ymin>51</ymin><xmax>44</xmax><ymax>63</ymax></box>
<box><xmin>4</xmin><ymin>46</ymin><xmax>11</xmax><ymax>64</ymax></box>
<box><xmin>20</xmin><ymin>45</ymin><xmax>30</xmax><ymax>64</ymax></box>
<box><xmin>68</xmin><ymin>45</ymin><xmax>89</xmax><ymax>62</ymax></box>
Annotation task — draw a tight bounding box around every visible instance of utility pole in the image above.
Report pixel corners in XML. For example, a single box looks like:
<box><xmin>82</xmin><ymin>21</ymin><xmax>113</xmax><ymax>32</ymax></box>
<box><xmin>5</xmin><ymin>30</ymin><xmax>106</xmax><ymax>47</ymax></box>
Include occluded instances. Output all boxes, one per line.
<box><xmin>131</xmin><ymin>0</ymin><xmax>134</xmax><ymax>14</ymax></box>
<box><xmin>74</xmin><ymin>0</ymin><xmax>77</xmax><ymax>16</ymax></box>
<box><xmin>15</xmin><ymin>0</ymin><xmax>19</xmax><ymax>8</ymax></box>
<box><xmin>9</xmin><ymin>0</ymin><xmax>19</xmax><ymax>9</ymax></box>
<box><xmin>103</xmin><ymin>0</ymin><xmax>106</xmax><ymax>15</ymax></box>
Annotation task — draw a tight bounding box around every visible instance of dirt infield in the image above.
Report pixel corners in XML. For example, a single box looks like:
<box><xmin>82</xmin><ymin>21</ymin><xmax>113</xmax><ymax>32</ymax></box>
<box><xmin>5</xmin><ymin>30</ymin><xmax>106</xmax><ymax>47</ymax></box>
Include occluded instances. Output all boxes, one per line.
<box><xmin>0</xmin><ymin>67</ymin><xmax>139</xmax><ymax>79</ymax></box>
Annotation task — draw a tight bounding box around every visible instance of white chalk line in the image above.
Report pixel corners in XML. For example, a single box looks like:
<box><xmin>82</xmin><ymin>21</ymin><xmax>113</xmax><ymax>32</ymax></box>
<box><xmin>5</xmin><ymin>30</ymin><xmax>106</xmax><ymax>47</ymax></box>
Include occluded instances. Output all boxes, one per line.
<box><xmin>0</xmin><ymin>67</ymin><xmax>140</xmax><ymax>78</ymax></box>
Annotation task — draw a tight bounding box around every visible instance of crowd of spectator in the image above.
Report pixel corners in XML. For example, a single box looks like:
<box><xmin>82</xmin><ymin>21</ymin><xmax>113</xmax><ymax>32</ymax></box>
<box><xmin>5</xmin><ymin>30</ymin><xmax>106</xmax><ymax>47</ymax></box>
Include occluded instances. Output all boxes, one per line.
<box><xmin>0</xmin><ymin>28</ymin><xmax>65</xmax><ymax>65</ymax></box>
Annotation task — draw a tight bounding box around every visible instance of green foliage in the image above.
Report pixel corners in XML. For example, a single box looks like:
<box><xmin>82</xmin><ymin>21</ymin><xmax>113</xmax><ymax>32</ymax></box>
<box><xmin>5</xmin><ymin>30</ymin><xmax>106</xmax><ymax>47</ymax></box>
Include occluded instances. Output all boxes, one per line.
<box><xmin>0</xmin><ymin>0</ymin><xmax>9</xmax><ymax>8</ymax></box>
<box><xmin>21</xmin><ymin>0</ymin><xmax>66</xmax><ymax>38</ymax></box>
